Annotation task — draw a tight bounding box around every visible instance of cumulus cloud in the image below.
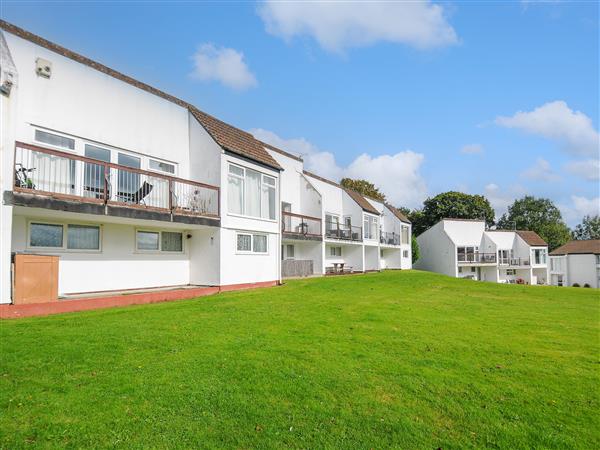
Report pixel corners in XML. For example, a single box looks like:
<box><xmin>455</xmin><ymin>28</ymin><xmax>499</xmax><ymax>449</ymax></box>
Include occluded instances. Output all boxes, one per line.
<box><xmin>190</xmin><ymin>43</ymin><xmax>257</xmax><ymax>90</ymax></box>
<box><xmin>564</xmin><ymin>159</ymin><xmax>600</xmax><ymax>181</ymax></box>
<box><xmin>460</xmin><ymin>144</ymin><xmax>484</xmax><ymax>154</ymax></box>
<box><xmin>484</xmin><ymin>183</ymin><xmax>528</xmax><ymax>218</ymax></box>
<box><xmin>251</xmin><ymin>128</ymin><xmax>427</xmax><ymax>208</ymax></box>
<box><xmin>258</xmin><ymin>1</ymin><xmax>458</xmax><ymax>53</ymax></box>
<box><xmin>560</xmin><ymin>195</ymin><xmax>600</xmax><ymax>225</ymax></box>
<box><xmin>521</xmin><ymin>158</ymin><xmax>561</xmax><ymax>182</ymax></box>
<box><xmin>495</xmin><ymin>100</ymin><xmax>600</xmax><ymax>156</ymax></box>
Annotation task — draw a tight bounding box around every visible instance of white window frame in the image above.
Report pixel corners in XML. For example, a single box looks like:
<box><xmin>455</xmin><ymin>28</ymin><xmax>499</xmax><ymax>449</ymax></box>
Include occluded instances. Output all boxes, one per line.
<box><xmin>328</xmin><ymin>246</ymin><xmax>342</xmax><ymax>258</ymax></box>
<box><xmin>227</xmin><ymin>163</ymin><xmax>277</xmax><ymax>222</ymax></box>
<box><xmin>147</xmin><ymin>158</ymin><xmax>177</xmax><ymax>175</ymax></box>
<box><xmin>135</xmin><ymin>228</ymin><xmax>184</xmax><ymax>254</ymax></box>
<box><xmin>235</xmin><ymin>232</ymin><xmax>269</xmax><ymax>255</ymax></box>
<box><xmin>33</xmin><ymin>127</ymin><xmax>76</xmax><ymax>153</ymax></box>
<box><xmin>27</xmin><ymin>220</ymin><xmax>102</xmax><ymax>253</ymax></box>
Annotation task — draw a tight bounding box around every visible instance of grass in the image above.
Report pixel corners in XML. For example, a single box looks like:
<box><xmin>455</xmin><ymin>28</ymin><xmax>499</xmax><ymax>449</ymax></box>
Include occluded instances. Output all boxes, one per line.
<box><xmin>1</xmin><ymin>270</ymin><xmax>598</xmax><ymax>449</ymax></box>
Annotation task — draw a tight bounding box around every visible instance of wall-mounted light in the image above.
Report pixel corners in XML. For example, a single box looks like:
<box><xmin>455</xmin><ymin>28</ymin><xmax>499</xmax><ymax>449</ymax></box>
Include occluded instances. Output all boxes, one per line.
<box><xmin>186</xmin><ymin>234</ymin><xmax>192</xmax><ymax>239</ymax></box>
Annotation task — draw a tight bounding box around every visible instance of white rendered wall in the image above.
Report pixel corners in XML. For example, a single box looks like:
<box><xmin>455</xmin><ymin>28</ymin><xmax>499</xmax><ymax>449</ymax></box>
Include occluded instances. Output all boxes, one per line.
<box><xmin>189</xmin><ymin>113</ymin><xmax>222</xmax><ymax>186</ymax></box>
<box><xmin>415</xmin><ymin>221</ymin><xmax>456</xmax><ymax>277</ymax></box>
<box><xmin>364</xmin><ymin>245</ymin><xmax>379</xmax><ymax>271</ymax></box>
<box><xmin>11</xmin><ymin>214</ymin><xmax>191</xmax><ymax>295</ymax></box>
<box><xmin>566</xmin><ymin>254</ymin><xmax>598</xmax><ymax>288</ymax></box>
<box><xmin>282</xmin><ymin>240</ymin><xmax>323</xmax><ymax>275</ymax></box>
<box><xmin>189</xmin><ymin>227</ymin><xmax>220</xmax><ymax>286</ymax></box>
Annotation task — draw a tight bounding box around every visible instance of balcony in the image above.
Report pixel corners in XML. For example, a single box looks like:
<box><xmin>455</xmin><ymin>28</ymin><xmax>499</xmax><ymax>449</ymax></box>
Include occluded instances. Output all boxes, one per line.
<box><xmin>12</xmin><ymin>141</ymin><xmax>219</xmax><ymax>219</ymax></box>
<box><xmin>457</xmin><ymin>253</ymin><xmax>497</xmax><ymax>264</ymax></box>
<box><xmin>282</xmin><ymin>211</ymin><xmax>322</xmax><ymax>240</ymax></box>
<box><xmin>325</xmin><ymin>221</ymin><xmax>362</xmax><ymax>242</ymax></box>
<box><xmin>380</xmin><ymin>231</ymin><xmax>400</xmax><ymax>246</ymax></box>
<box><xmin>498</xmin><ymin>257</ymin><xmax>530</xmax><ymax>267</ymax></box>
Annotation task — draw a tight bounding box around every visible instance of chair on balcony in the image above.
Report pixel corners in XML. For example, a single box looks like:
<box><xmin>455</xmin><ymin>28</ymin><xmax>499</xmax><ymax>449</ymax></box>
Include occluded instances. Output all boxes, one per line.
<box><xmin>118</xmin><ymin>181</ymin><xmax>153</xmax><ymax>205</ymax></box>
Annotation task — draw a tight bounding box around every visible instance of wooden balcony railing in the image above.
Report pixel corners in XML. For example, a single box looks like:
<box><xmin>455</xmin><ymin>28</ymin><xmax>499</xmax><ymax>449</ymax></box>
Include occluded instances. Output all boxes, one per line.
<box><xmin>282</xmin><ymin>211</ymin><xmax>321</xmax><ymax>237</ymax></box>
<box><xmin>13</xmin><ymin>141</ymin><xmax>219</xmax><ymax>218</ymax></box>
<box><xmin>457</xmin><ymin>252</ymin><xmax>497</xmax><ymax>263</ymax></box>
<box><xmin>325</xmin><ymin>221</ymin><xmax>362</xmax><ymax>241</ymax></box>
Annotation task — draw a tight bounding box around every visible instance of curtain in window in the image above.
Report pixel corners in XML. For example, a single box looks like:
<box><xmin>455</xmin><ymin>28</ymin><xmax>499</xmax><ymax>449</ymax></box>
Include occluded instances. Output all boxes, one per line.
<box><xmin>30</xmin><ymin>223</ymin><xmax>63</xmax><ymax>247</ymax></box>
<box><xmin>262</xmin><ymin>184</ymin><xmax>276</xmax><ymax>220</ymax></box>
<box><xmin>228</xmin><ymin>175</ymin><xmax>244</xmax><ymax>214</ymax></box>
<box><xmin>137</xmin><ymin>231</ymin><xmax>159</xmax><ymax>250</ymax></box>
<box><xmin>246</xmin><ymin>169</ymin><xmax>261</xmax><ymax>217</ymax></box>
<box><xmin>253</xmin><ymin>235</ymin><xmax>267</xmax><ymax>253</ymax></box>
<box><xmin>237</xmin><ymin>234</ymin><xmax>251</xmax><ymax>251</ymax></box>
<box><xmin>32</xmin><ymin>153</ymin><xmax>75</xmax><ymax>195</ymax></box>
<box><xmin>162</xmin><ymin>232</ymin><xmax>183</xmax><ymax>252</ymax></box>
<box><xmin>67</xmin><ymin>225</ymin><xmax>99</xmax><ymax>250</ymax></box>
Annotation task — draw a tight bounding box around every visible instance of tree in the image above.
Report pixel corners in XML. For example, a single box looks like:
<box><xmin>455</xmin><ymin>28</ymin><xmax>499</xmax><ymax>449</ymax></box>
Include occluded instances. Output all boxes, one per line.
<box><xmin>572</xmin><ymin>215</ymin><xmax>600</xmax><ymax>240</ymax></box>
<box><xmin>340</xmin><ymin>178</ymin><xmax>385</xmax><ymax>201</ymax></box>
<box><xmin>412</xmin><ymin>191</ymin><xmax>495</xmax><ymax>236</ymax></box>
<box><xmin>411</xmin><ymin>234</ymin><xmax>420</xmax><ymax>264</ymax></box>
<box><xmin>497</xmin><ymin>196</ymin><xmax>571</xmax><ymax>251</ymax></box>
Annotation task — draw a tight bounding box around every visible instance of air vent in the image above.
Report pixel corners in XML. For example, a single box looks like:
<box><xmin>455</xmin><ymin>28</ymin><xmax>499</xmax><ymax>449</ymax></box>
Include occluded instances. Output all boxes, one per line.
<box><xmin>35</xmin><ymin>58</ymin><xmax>52</xmax><ymax>78</ymax></box>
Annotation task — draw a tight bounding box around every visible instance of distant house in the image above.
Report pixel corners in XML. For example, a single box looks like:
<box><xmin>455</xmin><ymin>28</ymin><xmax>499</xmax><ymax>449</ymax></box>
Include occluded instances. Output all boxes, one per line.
<box><xmin>548</xmin><ymin>240</ymin><xmax>600</xmax><ymax>288</ymax></box>
<box><xmin>415</xmin><ymin>219</ymin><xmax>548</xmax><ymax>284</ymax></box>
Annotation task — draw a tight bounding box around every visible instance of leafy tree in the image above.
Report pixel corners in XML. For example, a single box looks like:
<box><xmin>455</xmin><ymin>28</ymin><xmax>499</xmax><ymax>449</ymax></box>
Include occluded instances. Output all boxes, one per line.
<box><xmin>340</xmin><ymin>178</ymin><xmax>385</xmax><ymax>201</ymax></box>
<box><xmin>572</xmin><ymin>215</ymin><xmax>600</xmax><ymax>240</ymax></box>
<box><xmin>497</xmin><ymin>196</ymin><xmax>571</xmax><ymax>250</ymax></box>
<box><xmin>412</xmin><ymin>191</ymin><xmax>495</xmax><ymax>236</ymax></box>
<box><xmin>411</xmin><ymin>234</ymin><xmax>420</xmax><ymax>264</ymax></box>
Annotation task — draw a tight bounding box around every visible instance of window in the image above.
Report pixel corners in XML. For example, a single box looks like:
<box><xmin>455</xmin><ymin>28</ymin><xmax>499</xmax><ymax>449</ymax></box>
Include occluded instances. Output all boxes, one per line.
<box><xmin>84</xmin><ymin>144</ymin><xmax>111</xmax><ymax>197</ymax></box>
<box><xmin>35</xmin><ymin>129</ymin><xmax>75</xmax><ymax>150</ymax></box>
<box><xmin>533</xmin><ymin>248</ymin><xmax>547</xmax><ymax>265</ymax></box>
<box><xmin>325</xmin><ymin>214</ymin><xmax>340</xmax><ymax>233</ymax></box>
<box><xmin>286</xmin><ymin>244</ymin><xmax>295</xmax><ymax>259</ymax></box>
<box><xmin>506</xmin><ymin>269</ymin><xmax>516</xmax><ymax>275</ymax></box>
<box><xmin>30</xmin><ymin>223</ymin><xmax>63</xmax><ymax>248</ymax></box>
<box><xmin>29</xmin><ymin>222</ymin><xmax>100</xmax><ymax>250</ymax></box>
<box><xmin>364</xmin><ymin>215</ymin><xmax>378</xmax><ymax>240</ymax></box>
<box><xmin>149</xmin><ymin>159</ymin><xmax>175</xmax><ymax>174</ymax></box>
<box><xmin>136</xmin><ymin>230</ymin><xmax>183</xmax><ymax>252</ymax></box>
<box><xmin>457</xmin><ymin>246</ymin><xmax>478</xmax><ymax>262</ymax></box>
<box><xmin>596</xmin><ymin>255</ymin><xmax>600</xmax><ymax>265</ymax></box>
<box><xmin>458</xmin><ymin>267</ymin><xmax>463</xmax><ymax>273</ymax></box>
<box><xmin>380</xmin><ymin>249</ymin><xmax>384</xmax><ymax>257</ymax></box>
<box><xmin>401</xmin><ymin>226</ymin><xmax>409</xmax><ymax>244</ymax></box>
<box><xmin>403</xmin><ymin>250</ymin><xmax>409</xmax><ymax>258</ymax></box>
<box><xmin>236</xmin><ymin>233</ymin><xmax>268</xmax><ymax>254</ymax></box>
<box><xmin>557</xmin><ymin>275</ymin><xmax>563</xmax><ymax>287</ymax></box>
<box><xmin>118</xmin><ymin>153</ymin><xmax>141</xmax><ymax>198</ymax></box>
<box><xmin>227</xmin><ymin>164</ymin><xmax>277</xmax><ymax>220</ymax></box>
<box><xmin>329</xmin><ymin>246</ymin><xmax>342</xmax><ymax>257</ymax></box>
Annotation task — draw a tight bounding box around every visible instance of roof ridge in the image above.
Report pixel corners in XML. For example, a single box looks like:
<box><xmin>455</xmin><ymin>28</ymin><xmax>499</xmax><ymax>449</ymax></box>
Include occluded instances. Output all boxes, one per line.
<box><xmin>258</xmin><ymin>140</ymin><xmax>303</xmax><ymax>162</ymax></box>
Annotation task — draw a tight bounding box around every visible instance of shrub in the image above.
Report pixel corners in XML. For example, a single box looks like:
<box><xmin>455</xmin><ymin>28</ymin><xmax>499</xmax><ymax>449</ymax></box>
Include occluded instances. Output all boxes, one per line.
<box><xmin>583</xmin><ymin>283</ymin><xmax>591</xmax><ymax>288</ymax></box>
<box><xmin>572</xmin><ymin>283</ymin><xmax>580</xmax><ymax>287</ymax></box>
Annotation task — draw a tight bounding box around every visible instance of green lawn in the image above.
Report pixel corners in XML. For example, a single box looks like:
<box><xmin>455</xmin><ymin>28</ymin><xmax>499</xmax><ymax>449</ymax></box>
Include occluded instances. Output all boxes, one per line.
<box><xmin>1</xmin><ymin>271</ymin><xmax>598</xmax><ymax>449</ymax></box>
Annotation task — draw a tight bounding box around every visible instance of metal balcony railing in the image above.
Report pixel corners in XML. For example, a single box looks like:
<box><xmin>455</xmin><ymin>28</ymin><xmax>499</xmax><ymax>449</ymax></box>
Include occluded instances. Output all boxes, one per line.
<box><xmin>380</xmin><ymin>231</ymin><xmax>400</xmax><ymax>246</ymax></box>
<box><xmin>324</xmin><ymin>221</ymin><xmax>362</xmax><ymax>241</ymax></box>
<box><xmin>498</xmin><ymin>257</ymin><xmax>531</xmax><ymax>267</ymax></box>
<box><xmin>13</xmin><ymin>141</ymin><xmax>219</xmax><ymax>217</ymax></box>
<box><xmin>457</xmin><ymin>252</ymin><xmax>497</xmax><ymax>263</ymax></box>
<box><xmin>282</xmin><ymin>211</ymin><xmax>322</xmax><ymax>237</ymax></box>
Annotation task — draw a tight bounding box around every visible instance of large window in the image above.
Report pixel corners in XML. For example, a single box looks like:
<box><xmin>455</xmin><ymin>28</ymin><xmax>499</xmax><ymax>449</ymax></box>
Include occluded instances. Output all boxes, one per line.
<box><xmin>329</xmin><ymin>246</ymin><xmax>342</xmax><ymax>258</ymax></box>
<box><xmin>457</xmin><ymin>246</ymin><xmax>478</xmax><ymax>262</ymax></box>
<box><xmin>236</xmin><ymin>233</ymin><xmax>268</xmax><ymax>254</ymax></box>
<box><xmin>533</xmin><ymin>248</ymin><xmax>547</xmax><ymax>265</ymax></box>
<box><xmin>35</xmin><ymin>129</ymin><xmax>75</xmax><ymax>150</ymax></box>
<box><xmin>136</xmin><ymin>230</ymin><xmax>183</xmax><ymax>252</ymax></box>
<box><xmin>29</xmin><ymin>222</ymin><xmax>100</xmax><ymax>251</ymax></box>
<box><xmin>363</xmin><ymin>215</ymin><xmax>378</xmax><ymax>240</ymax></box>
<box><xmin>228</xmin><ymin>164</ymin><xmax>276</xmax><ymax>220</ymax></box>
<box><xmin>401</xmin><ymin>225</ymin><xmax>409</xmax><ymax>244</ymax></box>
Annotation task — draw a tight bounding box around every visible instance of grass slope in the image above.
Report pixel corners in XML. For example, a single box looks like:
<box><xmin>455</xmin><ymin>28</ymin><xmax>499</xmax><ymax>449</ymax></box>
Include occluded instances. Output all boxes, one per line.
<box><xmin>1</xmin><ymin>271</ymin><xmax>598</xmax><ymax>449</ymax></box>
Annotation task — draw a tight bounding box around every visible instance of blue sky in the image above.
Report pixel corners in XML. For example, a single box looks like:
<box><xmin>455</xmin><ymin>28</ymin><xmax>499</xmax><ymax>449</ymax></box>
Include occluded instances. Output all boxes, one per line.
<box><xmin>2</xmin><ymin>1</ymin><xmax>598</xmax><ymax>225</ymax></box>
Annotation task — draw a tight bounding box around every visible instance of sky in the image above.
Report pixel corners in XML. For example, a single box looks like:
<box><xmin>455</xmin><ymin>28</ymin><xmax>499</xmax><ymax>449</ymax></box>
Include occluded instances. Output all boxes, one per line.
<box><xmin>2</xmin><ymin>1</ymin><xmax>598</xmax><ymax>226</ymax></box>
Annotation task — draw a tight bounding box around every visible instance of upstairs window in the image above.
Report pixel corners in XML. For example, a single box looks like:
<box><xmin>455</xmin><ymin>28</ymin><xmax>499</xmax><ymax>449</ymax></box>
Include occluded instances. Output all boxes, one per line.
<box><xmin>228</xmin><ymin>164</ymin><xmax>276</xmax><ymax>220</ymax></box>
<box><xmin>533</xmin><ymin>248</ymin><xmax>547</xmax><ymax>265</ymax></box>
<box><xmin>149</xmin><ymin>159</ymin><xmax>175</xmax><ymax>174</ymax></box>
<box><xmin>35</xmin><ymin>129</ymin><xmax>75</xmax><ymax>150</ymax></box>
<box><xmin>401</xmin><ymin>225</ymin><xmax>409</xmax><ymax>244</ymax></box>
<box><xmin>363</xmin><ymin>215</ymin><xmax>378</xmax><ymax>240</ymax></box>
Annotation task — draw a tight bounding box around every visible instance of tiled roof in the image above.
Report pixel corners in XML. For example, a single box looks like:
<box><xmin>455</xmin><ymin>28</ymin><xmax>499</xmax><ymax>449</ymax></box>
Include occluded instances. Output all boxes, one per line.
<box><xmin>302</xmin><ymin>170</ymin><xmax>340</xmax><ymax>188</ymax></box>
<box><xmin>0</xmin><ymin>20</ymin><xmax>281</xmax><ymax>171</ymax></box>
<box><xmin>344</xmin><ymin>189</ymin><xmax>380</xmax><ymax>215</ymax></box>
<box><xmin>516</xmin><ymin>230</ymin><xmax>547</xmax><ymax>247</ymax></box>
<box><xmin>550</xmin><ymin>239</ymin><xmax>600</xmax><ymax>256</ymax></box>
<box><xmin>385</xmin><ymin>204</ymin><xmax>411</xmax><ymax>224</ymax></box>
<box><xmin>189</xmin><ymin>108</ymin><xmax>281</xmax><ymax>170</ymax></box>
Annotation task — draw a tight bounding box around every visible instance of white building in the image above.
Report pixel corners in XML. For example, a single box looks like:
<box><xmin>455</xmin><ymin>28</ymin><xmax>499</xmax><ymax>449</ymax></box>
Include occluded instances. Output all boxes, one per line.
<box><xmin>548</xmin><ymin>240</ymin><xmax>600</xmax><ymax>288</ymax></box>
<box><xmin>0</xmin><ymin>21</ymin><xmax>412</xmax><ymax>306</ymax></box>
<box><xmin>415</xmin><ymin>219</ymin><xmax>548</xmax><ymax>284</ymax></box>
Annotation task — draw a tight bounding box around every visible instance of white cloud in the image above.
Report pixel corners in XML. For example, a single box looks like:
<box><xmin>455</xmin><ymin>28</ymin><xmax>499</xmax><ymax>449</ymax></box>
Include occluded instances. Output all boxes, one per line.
<box><xmin>560</xmin><ymin>195</ymin><xmax>600</xmax><ymax>225</ymax></box>
<box><xmin>564</xmin><ymin>159</ymin><xmax>600</xmax><ymax>181</ymax></box>
<box><xmin>521</xmin><ymin>158</ymin><xmax>560</xmax><ymax>182</ymax></box>
<box><xmin>460</xmin><ymin>144</ymin><xmax>484</xmax><ymax>154</ymax></box>
<box><xmin>251</xmin><ymin>128</ymin><xmax>427</xmax><ymax>208</ymax></box>
<box><xmin>191</xmin><ymin>43</ymin><xmax>257</xmax><ymax>90</ymax></box>
<box><xmin>495</xmin><ymin>100</ymin><xmax>600</xmax><ymax>156</ymax></box>
<box><xmin>258</xmin><ymin>1</ymin><xmax>458</xmax><ymax>53</ymax></box>
<box><xmin>484</xmin><ymin>183</ymin><xmax>528</xmax><ymax>218</ymax></box>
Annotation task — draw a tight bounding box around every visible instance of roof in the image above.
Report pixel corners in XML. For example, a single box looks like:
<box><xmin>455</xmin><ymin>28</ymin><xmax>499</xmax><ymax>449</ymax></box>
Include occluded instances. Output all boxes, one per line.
<box><xmin>443</xmin><ymin>218</ymin><xmax>486</xmax><ymax>223</ymax></box>
<box><xmin>550</xmin><ymin>239</ymin><xmax>600</xmax><ymax>256</ymax></box>
<box><xmin>302</xmin><ymin>170</ymin><xmax>380</xmax><ymax>215</ymax></box>
<box><xmin>385</xmin><ymin>204</ymin><xmax>411</xmax><ymax>224</ymax></box>
<box><xmin>343</xmin><ymin>189</ymin><xmax>380</xmax><ymax>215</ymax></box>
<box><xmin>515</xmin><ymin>230</ymin><xmax>547</xmax><ymax>247</ymax></box>
<box><xmin>189</xmin><ymin>108</ymin><xmax>280</xmax><ymax>170</ymax></box>
<box><xmin>0</xmin><ymin>20</ymin><xmax>281</xmax><ymax>171</ymax></box>
<box><xmin>259</xmin><ymin>140</ymin><xmax>303</xmax><ymax>162</ymax></box>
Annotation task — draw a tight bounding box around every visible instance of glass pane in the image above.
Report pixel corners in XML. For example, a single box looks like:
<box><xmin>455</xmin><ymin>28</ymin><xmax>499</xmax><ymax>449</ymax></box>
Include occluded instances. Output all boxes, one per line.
<box><xmin>253</xmin><ymin>235</ymin><xmax>267</xmax><ymax>253</ymax></box>
<box><xmin>263</xmin><ymin>175</ymin><xmax>275</xmax><ymax>186</ymax></box>
<box><xmin>117</xmin><ymin>153</ymin><xmax>141</xmax><ymax>198</ymax></box>
<box><xmin>237</xmin><ymin>234</ymin><xmax>251</xmax><ymax>251</ymax></box>
<box><xmin>67</xmin><ymin>225</ymin><xmax>100</xmax><ymax>250</ymax></box>
<box><xmin>84</xmin><ymin>145</ymin><xmax>110</xmax><ymax>196</ymax></box>
<box><xmin>287</xmin><ymin>245</ymin><xmax>294</xmax><ymax>258</ymax></box>
<box><xmin>228</xmin><ymin>175</ymin><xmax>243</xmax><ymax>214</ymax></box>
<box><xmin>30</xmin><ymin>223</ymin><xmax>63</xmax><ymax>247</ymax></box>
<box><xmin>245</xmin><ymin>169</ymin><xmax>261</xmax><ymax>217</ymax></box>
<box><xmin>262</xmin><ymin>184</ymin><xmax>276</xmax><ymax>220</ymax></box>
<box><xmin>35</xmin><ymin>130</ymin><xmax>75</xmax><ymax>150</ymax></box>
<box><xmin>137</xmin><ymin>231</ymin><xmax>159</xmax><ymax>250</ymax></box>
<box><xmin>162</xmin><ymin>232</ymin><xmax>183</xmax><ymax>252</ymax></box>
<box><xmin>149</xmin><ymin>159</ymin><xmax>175</xmax><ymax>174</ymax></box>
<box><xmin>229</xmin><ymin>165</ymin><xmax>244</xmax><ymax>176</ymax></box>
